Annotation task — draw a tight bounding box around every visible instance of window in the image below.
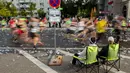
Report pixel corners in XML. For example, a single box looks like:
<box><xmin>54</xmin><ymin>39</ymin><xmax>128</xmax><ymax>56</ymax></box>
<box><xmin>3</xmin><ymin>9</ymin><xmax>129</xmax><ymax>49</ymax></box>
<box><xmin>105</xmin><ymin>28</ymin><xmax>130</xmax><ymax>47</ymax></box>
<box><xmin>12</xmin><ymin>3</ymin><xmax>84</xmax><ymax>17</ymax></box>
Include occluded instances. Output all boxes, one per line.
<box><xmin>40</xmin><ymin>3</ymin><xmax>44</xmax><ymax>5</ymax></box>
<box><xmin>40</xmin><ymin>8</ymin><xmax>44</xmax><ymax>10</ymax></box>
<box><xmin>19</xmin><ymin>0</ymin><xmax>24</xmax><ymax>3</ymax></box>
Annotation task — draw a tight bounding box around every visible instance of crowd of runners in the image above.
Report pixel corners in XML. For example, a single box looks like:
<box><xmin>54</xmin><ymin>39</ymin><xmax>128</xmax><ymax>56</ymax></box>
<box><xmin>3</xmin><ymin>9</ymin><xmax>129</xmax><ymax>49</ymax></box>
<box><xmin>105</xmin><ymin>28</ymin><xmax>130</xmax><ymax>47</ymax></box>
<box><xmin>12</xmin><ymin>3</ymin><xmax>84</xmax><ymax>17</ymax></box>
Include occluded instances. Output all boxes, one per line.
<box><xmin>0</xmin><ymin>15</ymin><xmax>130</xmax><ymax>48</ymax></box>
<box><xmin>63</xmin><ymin>15</ymin><xmax>130</xmax><ymax>44</ymax></box>
<box><xmin>0</xmin><ymin>17</ymin><xmax>47</xmax><ymax>50</ymax></box>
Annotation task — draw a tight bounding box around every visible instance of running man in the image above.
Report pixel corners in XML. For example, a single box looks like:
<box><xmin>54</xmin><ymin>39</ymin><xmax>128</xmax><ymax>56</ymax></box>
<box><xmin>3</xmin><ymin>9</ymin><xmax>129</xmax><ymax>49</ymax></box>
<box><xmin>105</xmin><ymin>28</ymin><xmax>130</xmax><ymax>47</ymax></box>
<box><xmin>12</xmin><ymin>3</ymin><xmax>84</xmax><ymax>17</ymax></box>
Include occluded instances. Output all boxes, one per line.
<box><xmin>121</xmin><ymin>19</ymin><xmax>127</xmax><ymax>41</ymax></box>
<box><xmin>75</xmin><ymin>17</ymin><xmax>97</xmax><ymax>43</ymax></box>
<box><xmin>96</xmin><ymin>16</ymin><xmax>108</xmax><ymax>42</ymax></box>
<box><xmin>28</xmin><ymin>17</ymin><xmax>43</xmax><ymax>50</ymax></box>
<box><xmin>1</xmin><ymin>18</ymin><xmax>7</xmax><ymax>31</ymax></box>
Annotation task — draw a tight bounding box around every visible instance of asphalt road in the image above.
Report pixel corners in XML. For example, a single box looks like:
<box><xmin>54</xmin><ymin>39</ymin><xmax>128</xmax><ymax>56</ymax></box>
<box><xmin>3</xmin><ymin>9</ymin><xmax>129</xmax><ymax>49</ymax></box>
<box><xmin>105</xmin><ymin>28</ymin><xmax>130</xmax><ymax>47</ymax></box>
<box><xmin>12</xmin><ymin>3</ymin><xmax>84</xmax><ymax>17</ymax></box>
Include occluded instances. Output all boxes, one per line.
<box><xmin>0</xmin><ymin>28</ymin><xmax>85</xmax><ymax>48</ymax></box>
<box><xmin>0</xmin><ymin>28</ymin><xmax>130</xmax><ymax>73</ymax></box>
<box><xmin>0</xmin><ymin>28</ymin><xmax>130</xmax><ymax>48</ymax></box>
<box><xmin>0</xmin><ymin>53</ymin><xmax>46</xmax><ymax>73</ymax></box>
<box><xmin>29</xmin><ymin>49</ymin><xmax>130</xmax><ymax>73</ymax></box>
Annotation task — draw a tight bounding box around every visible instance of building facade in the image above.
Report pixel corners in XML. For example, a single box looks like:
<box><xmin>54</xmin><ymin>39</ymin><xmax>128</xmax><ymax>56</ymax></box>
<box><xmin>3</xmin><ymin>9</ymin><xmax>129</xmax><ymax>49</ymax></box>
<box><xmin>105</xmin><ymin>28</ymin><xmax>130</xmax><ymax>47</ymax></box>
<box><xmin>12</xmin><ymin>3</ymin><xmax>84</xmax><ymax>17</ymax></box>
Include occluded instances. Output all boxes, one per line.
<box><xmin>98</xmin><ymin>0</ymin><xmax>130</xmax><ymax>18</ymax></box>
<box><xmin>98</xmin><ymin>0</ymin><xmax>109</xmax><ymax>11</ymax></box>
<box><xmin>6</xmin><ymin>0</ymin><xmax>49</xmax><ymax>17</ymax></box>
<box><xmin>111</xmin><ymin>0</ymin><xmax>130</xmax><ymax>18</ymax></box>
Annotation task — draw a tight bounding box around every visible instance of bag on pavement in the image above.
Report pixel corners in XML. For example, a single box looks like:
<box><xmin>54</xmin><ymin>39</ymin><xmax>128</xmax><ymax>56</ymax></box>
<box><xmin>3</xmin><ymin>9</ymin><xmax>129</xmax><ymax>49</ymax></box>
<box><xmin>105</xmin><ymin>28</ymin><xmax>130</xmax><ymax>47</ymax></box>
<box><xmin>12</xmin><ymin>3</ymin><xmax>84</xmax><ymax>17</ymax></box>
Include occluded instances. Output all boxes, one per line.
<box><xmin>48</xmin><ymin>55</ymin><xmax>63</xmax><ymax>66</ymax></box>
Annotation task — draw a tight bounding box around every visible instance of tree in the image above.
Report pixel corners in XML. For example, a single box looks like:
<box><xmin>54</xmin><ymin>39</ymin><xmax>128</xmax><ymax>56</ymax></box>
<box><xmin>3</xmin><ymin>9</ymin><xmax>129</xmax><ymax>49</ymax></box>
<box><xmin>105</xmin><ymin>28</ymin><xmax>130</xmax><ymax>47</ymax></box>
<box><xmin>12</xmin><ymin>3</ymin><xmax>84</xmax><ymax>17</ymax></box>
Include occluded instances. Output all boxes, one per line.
<box><xmin>61</xmin><ymin>0</ymin><xmax>99</xmax><ymax>17</ymax></box>
<box><xmin>37</xmin><ymin>9</ymin><xmax>45</xmax><ymax>18</ymax></box>
<box><xmin>0</xmin><ymin>1</ymin><xmax>4</xmax><ymax>9</ymax></box>
<box><xmin>10</xmin><ymin>5</ymin><xmax>18</xmax><ymax>17</ymax></box>
<box><xmin>0</xmin><ymin>1</ymin><xmax>18</xmax><ymax>17</ymax></box>
<box><xmin>19</xmin><ymin>9</ymin><xmax>28</xmax><ymax>17</ymax></box>
<box><xmin>61</xmin><ymin>0</ymin><xmax>78</xmax><ymax>17</ymax></box>
<box><xmin>28</xmin><ymin>3</ymin><xmax>36</xmax><ymax>16</ymax></box>
<box><xmin>5</xmin><ymin>2</ymin><xmax>18</xmax><ymax>17</ymax></box>
<box><xmin>0</xmin><ymin>7</ymin><xmax>11</xmax><ymax>17</ymax></box>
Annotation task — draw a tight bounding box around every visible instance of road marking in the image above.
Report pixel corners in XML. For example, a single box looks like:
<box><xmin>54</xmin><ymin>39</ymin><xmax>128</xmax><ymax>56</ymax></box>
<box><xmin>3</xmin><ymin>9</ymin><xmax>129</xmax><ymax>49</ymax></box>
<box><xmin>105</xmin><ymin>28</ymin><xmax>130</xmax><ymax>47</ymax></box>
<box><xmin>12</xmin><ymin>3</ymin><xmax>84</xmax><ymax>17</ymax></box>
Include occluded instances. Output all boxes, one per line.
<box><xmin>0</xmin><ymin>47</ymin><xmax>85</xmax><ymax>50</ymax></box>
<box><xmin>57</xmin><ymin>49</ymin><xmax>127</xmax><ymax>73</ymax></box>
<box><xmin>115</xmin><ymin>71</ymin><xmax>126</xmax><ymax>73</ymax></box>
<box><xmin>2</xmin><ymin>47</ymin><xmax>128</xmax><ymax>51</ymax></box>
<box><xmin>17</xmin><ymin>49</ymin><xmax>58</xmax><ymax>73</ymax></box>
<box><xmin>22</xmin><ymin>48</ymin><xmax>84</xmax><ymax>50</ymax></box>
<box><xmin>0</xmin><ymin>47</ymin><xmax>129</xmax><ymax>50</ymax></box>
<box><xmin>57</xmin><ymin>49</ymin><xmax>73</xmax><ymax>56</ymax></box>
<box><xmin>121</xmin><ymin>55</ymin><xmax>130</xmax><ymax>59</ymax></box>
<box><xmin>1</xmin><ymin>47</ymin><xmax>130</xmax><ymax>60</ymax></box>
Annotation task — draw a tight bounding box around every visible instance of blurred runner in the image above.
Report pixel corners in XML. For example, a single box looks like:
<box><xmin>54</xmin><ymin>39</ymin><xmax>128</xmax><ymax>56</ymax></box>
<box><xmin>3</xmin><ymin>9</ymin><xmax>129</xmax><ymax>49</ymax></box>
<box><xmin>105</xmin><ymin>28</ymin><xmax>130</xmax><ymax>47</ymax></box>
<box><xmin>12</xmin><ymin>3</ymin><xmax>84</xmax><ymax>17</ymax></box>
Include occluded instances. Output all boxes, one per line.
<box><xmin>28</xmin><ymin>17</ymin><xmax>43</xmax><ymax>50</ymax></box>
<box><xmin>39</xmin><ymin>19</ymin><xmax>46</xmax><ymax>32</ymax></box>
<box><xmin>121</xmin><ymin>19</ymin><xmax>127</xmax><ymax>41</ymax></box>
<box><xmin>11</xmin><ymin>18</ymin><xmax>27</xmax><ymax>42</ymax></box>
<box><xmin>1</xmin><ymin>18</ymin><xmax>7</xmax><ymax>31</ymax></box>
<box><xmin>96</xmin><ymin>16</ymin><xmax>108</xmax><ymax>42</ymax></box>
<box><xmin>75</xmin><ymin>17</ymin><xmax>97</xmax><ymax>43</ymax></box>
<box><xmin>9</xmin><ymin>18</ymin><xmax>17</xmax><ymax>41</ymax></box>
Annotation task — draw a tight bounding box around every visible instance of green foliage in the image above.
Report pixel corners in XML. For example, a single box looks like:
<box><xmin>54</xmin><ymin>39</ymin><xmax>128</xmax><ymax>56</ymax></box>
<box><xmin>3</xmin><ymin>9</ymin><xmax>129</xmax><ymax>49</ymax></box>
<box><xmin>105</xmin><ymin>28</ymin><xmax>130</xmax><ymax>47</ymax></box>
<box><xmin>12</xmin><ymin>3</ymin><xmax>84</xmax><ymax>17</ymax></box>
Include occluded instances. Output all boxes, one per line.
<box><xmin>58</xmin><ymin>7</ymin><xmax>63</xmax><ymax>11</ymax></box>
<box><xmin>28</xmin><ymin>2</ymin><xmax>36</xmax><ymax>16</ymax></box>
<box><xmin>19</xmin><ymin>9</ymin><xmax>28</xmax><ymax>17</ymax></box>
<box><xmin>0</xmin><ymin>7</ymin><xmax>11</xmax><ymax>17</ymax></box>
<box><xmin>0</xmin><ymin>1</ymin><xmax>4</xmax><ymax>9</ymax></box>
<box><xmin>6</xmin><ymin>2</ymin><xmax>18</xmax><ymax>17</ymax></box>
<box><xmin>61</xmin><ymin>0</ymin><xmax>78</xmax><ymax>17</ymax></box>
<box><xmin>61</xmin><ymin>0</ymin><xmax>98</xmax><ymax>17</ymax></box>
<box><xmin>10</xmin><ymin>5</ymin><xmax>18</xmax><ymax>16</ymax></box>
<box><xmin>0</xmin><ymin>1</ymin><xmax>18</xmax><ymax>17</ymax></box>
<box><xmin>77</xmin><ymin>7</ymin><xmax>89</xmax><ymax>17</ymax></box>
<box><xmin>18</xmin><ymin>2</ymin><xmax>36</xmax><ymax>17</ymax></box>
<box><xmin>37</xmin><ymin>9</ymin><xmax>45</xmax><ymax>18</ymax></box>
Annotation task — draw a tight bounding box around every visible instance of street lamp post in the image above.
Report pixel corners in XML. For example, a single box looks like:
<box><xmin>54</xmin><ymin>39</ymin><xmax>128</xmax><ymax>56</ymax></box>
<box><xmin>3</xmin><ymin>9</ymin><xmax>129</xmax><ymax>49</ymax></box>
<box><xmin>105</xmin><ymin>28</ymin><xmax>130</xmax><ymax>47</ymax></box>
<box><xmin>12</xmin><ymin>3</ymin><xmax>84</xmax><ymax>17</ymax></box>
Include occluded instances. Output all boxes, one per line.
<box><xmin>97</xmin><ymin>0</ymin><xmax>100</xmax><ymax>13</ymax></box>
<box><xmin>127</xmin><ymin>0</ymin><xmax>130</xmax><ymax>19</ymax></box>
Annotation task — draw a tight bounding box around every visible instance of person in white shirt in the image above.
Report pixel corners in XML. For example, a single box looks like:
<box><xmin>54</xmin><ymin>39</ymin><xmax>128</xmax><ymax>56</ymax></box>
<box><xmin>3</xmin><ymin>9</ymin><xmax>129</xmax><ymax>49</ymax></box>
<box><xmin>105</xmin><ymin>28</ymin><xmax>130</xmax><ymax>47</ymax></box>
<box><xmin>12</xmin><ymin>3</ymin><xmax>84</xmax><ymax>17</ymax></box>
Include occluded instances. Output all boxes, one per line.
<box><xmin>72</xmin><ymin>37</ymin><xmax>97</xmax><ymax>65</ymax></box>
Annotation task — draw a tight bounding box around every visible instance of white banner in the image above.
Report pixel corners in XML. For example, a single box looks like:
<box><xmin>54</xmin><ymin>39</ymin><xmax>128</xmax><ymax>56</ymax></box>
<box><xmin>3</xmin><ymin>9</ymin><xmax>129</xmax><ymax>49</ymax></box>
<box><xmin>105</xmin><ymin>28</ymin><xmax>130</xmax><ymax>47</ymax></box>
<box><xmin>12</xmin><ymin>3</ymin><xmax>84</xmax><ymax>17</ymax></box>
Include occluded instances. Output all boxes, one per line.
<box><xmin>49</xmin><ymin>16</ymin><xmax>61</xmax><ymax>22</ymax></box>
<box><xmin>49</xmin><ymin>9</ymin><xmax>61</xmax><ymax>16</ymax></box>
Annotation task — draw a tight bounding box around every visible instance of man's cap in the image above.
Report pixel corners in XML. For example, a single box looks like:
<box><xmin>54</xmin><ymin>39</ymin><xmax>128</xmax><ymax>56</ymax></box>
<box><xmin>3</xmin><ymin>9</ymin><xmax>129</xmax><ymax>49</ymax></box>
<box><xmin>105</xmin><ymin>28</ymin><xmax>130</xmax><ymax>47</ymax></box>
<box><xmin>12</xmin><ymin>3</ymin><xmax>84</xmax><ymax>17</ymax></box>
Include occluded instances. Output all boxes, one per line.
<box><xmin>108</xmin><ymin>36</ymin><xmax>114</xmax><ymax>42</ymax></box>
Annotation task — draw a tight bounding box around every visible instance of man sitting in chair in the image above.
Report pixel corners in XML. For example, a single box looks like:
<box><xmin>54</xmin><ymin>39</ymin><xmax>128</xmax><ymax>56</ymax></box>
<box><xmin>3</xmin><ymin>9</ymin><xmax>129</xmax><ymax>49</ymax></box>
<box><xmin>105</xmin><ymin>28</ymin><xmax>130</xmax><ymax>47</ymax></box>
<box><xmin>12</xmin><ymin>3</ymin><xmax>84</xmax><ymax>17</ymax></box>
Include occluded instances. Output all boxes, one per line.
<box><xmin>72</xmin><ymin>37</ymin><xmax>98</xmax><ymax>65</ymax></box>
<box><xmin>98</xmin><ymin>36</ymin><xmax>120</xmax><ymax>63</ymax></box>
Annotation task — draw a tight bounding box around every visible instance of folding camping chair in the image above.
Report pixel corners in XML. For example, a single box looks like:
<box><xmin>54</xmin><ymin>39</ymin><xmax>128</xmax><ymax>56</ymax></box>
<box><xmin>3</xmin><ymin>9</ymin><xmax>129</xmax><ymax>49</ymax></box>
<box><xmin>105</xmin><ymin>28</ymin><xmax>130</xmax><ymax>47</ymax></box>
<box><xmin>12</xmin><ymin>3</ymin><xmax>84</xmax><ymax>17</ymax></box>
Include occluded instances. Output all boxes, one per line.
<box><xmin>73</xmin><ymin>46</ymin><xmax>99</xmax><ymax>73</ymax></box>
<box><xmin>100</xmin><ymin>44</ymin><xmax>120</xmax><ymax>73</ymax></box>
